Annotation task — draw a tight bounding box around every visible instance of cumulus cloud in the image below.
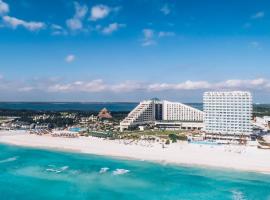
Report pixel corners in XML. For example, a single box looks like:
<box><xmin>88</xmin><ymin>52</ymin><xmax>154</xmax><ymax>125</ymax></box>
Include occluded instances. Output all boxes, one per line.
<box><xmin>65</xmin><ymin>54</ymin><xmax>75</xmax><ymax>63</ymax></box>
<box><xmin>111</xmin><ymin>81</ymin><xmax>144</xmax><ymax>92</ymax></box>
<box><xmin>48</xmin><ymin>79</ymin><xmax>107</xmax><ymax>93</ymax></box>
<box><xmin>18</xmin><ymin>87</ymin><xmax>34</xmax><ymax>92</ymax></box>
<box><xmin>158</xmin><ymin>31</ymin><xmax>175</xmax><ymax>38</ymax></box>
<box><xmin>0</xmin><ymin>0</ymin><xmax>9</xmax><ymax>15</ymax></box>
<box><xmin>141</xmin><ymin>29</ymin><xmax>175</xmax><ymax>46</ymax></box>
<box><xmin>74</xmin><ymin>1</ymin><xmax>88</xmax><ymax>18</ymax></box>
<box><xmin>102</xmin><ymin>23</ymin><xmax>125</xmax><ymax>34</ymax></box>
<box><xmin>251</xmin><ymin>11</ymin><xmax>265</xmax><ymax>19</ymax></box>
<box><xmin>142</xmin><ymin>29</ymin><xmax>156</xmax><ymax>46</ymax></box>
<box><xmin>66</xmin><ymin>2</ymin><xmax>88</xmax><ymax>31</ymax></box>
<box><xmin>43</xmin><ymin>78</ymin><xmax>270</xmax><ymax>93</ymax></box>
<box><xmin>218</xmin><ymin>78</ymin><xmax>267</xmax><ymax>89</ymax></box>
<box><xmin>2</xmin><ymin>16</ymin><xmax>45</xmax><ymax>31</ymax></box>
<box><xmin>1</xmin><ymin>77</ymin><xmax>270</xmax><ymax>94</ymax></box>
<box><xmin>51</xmin><ymin>24</ymin><xmax>67</xmax><ymax>35</ymax></box>
<box><xmin>0</xmin><ymin>1</ymin><xmax>45</xmax><ymax>31</ymax></box>
<box><xmin>160</xmin><ymin>4</ymin><xmax>170</xmax><ymax>15</ymax></box>
<box><xmin>90</xmin><ymin>4</ymin><xmax>110</xmax><ymax>21</ymax></box>
<box><xmin>66</xmin><ymin>18</ymin><xmax>83</xmax><ymax>30</ymax></box>
<box><xmin>148</xmin><ymin>81</ymin><xmax>211</xmax><ymax>91</ymax></box>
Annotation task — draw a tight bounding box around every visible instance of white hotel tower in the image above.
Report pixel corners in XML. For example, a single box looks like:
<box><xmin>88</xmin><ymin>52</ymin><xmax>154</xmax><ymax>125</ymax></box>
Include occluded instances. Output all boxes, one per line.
<box><xmin>203</xmin><ymin>91</ymin><xmax>253</xmax><ymax>137</ymax></box>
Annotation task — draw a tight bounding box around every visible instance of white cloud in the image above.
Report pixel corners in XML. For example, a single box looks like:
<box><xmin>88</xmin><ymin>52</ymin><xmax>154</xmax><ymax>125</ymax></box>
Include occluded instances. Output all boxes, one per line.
<box><xmin>219</xmin><ymin>78</ymin><xmax>267</xmax><ymax>89</ymax></box>
<box><xmin>45</xmin><ymin>78</ymin><xmax>270</xmax><ymax>93</ymax></box>
<box><xmin>111</xmin><ymin>81</ymin><xmax>144</xmax><ymax>92</ymax></box>
<box><xmin>160</xmin><ymin>4</ymin><xmax>170</xmax><ymax>15</ymax></box>
<box><xmin>90</xmin><ymin>5</ymin><xmax>110</xmax><ymax>21</ymax></box>
<box><xmin>18</xmin><ymin>87</ymin><xmax>34</xmax><ymax>92</ymax></box>
<box><xmin>0</xmin><ymin>1</ymin><xmax>45</xmax><ymax>32</ymax></box>
<box><xmin>74</xmin><ymin>1</ymin><xmax>88</xmax><ymax>18</ymax></box>
<box><xmin>2</xmin><ymin>16</ymin><xmax>45</xmax><ymax>31</ymax></box>
<box><xmin>0</xmin><ymin>0</ymin><xmax>9</xmax><ymax>15</ymax></box>
<box><xmin>1</xmin><ymin>77</ymin><xmax>270</xmax><ymax>94</ymax></box>
<box><xmin>66</xmin><ymin>2</ymin><xmax>88</xmax><ymax>31</ymax></box>
<box><xmin>66</xmin><ymin>18</ymin><xmax>82</xmax><ymax>31</ymax></box>
<box><xmin>65</xmin><ymin>54</ymin><xmax>75</xmax><ymax>63</ymax></box>
<box><xmin>141</xmin><ymin>29</ymin><xmax>175</xmax><ymax>46</ymax></box>
<box><xmin>142</xmin><ymin>29</ymin><xmax>156</xmax><ymax>46</ymax></box>
<box><xmin>251</xmin><ymin>11</ymin><xmax>265</xmax><ymax>19</ymax></box>
<box><xmin>51</xmin><ymin>24</ymin><xmax>67</xmax><ymax>35</ymax></box>
<box><xmin>102</xmin><ymin>23</ymin><xmax>125</xmax><ymax>34</ymax></box>
<box><xmin>148</xmin><ymin>81</ymin><xmax>211</xmax><ymax>91</ymax></box>
<box><xmin>158</xmin><ymin>31</ymin><xmax>175</xmax><ymax>38</ymax></box>
<box><xmin>48</xmin><ymin>79</ymin><xmax>107</xmax><ymax>93</ymax></box>
<box><xmin>143</xmin><ymin>29</ymin><xmax>154</xmax><ymax>38</ymax></box>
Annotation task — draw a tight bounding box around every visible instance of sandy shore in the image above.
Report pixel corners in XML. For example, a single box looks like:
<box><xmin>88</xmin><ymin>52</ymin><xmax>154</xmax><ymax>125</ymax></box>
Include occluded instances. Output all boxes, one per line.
<box><xmin>1</xmin><ymin>130</ymin><xmax>270</xmax><ymax>174</ymax></box>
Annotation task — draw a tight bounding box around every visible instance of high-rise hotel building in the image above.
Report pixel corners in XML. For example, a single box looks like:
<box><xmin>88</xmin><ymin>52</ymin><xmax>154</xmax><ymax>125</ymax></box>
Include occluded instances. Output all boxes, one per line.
<box><xmin>120</xmin><ymin>99</ymin><xmax>204</xmax><ymax>131</ymax></box>
<box><xmin>203</xmin><ymin>91</ymin><xmax>253</xmax><ymax>136</ymax></box>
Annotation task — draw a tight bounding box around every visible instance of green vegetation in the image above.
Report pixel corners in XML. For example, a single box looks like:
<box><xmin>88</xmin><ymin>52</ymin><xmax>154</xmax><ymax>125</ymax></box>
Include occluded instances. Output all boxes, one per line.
<box><xmin>87</xmin><ymin>131</ymin><xmax>115</xmax><ymax>139</ymax></box>
<box><xmin>118</xmin><ymin>130</ymin><xmax>189</xmax><ymax>142</ymax></box>
<box><xmin>253</xmin><ymin>104</ymin><xmax>270</xmax><ymax>117</ymax></box>
<box><xmin>121</xmin><ymin>129</ymin><xmax>185</xmax><ymax>136</ymax></box>
<box><xmin>168</xmin><ymin>133</ymin><xmax>188</xmax><ymax>142</ymax></box>
<box><xmin>168</xmin><ymin>133</ymin><xmax>178</xmax><ymax>143</ymax></box>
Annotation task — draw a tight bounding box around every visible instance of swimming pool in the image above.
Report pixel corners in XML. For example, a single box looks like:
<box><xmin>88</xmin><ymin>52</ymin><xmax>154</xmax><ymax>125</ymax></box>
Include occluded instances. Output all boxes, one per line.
<box><xmin>188</xmin><ymin>140</ymin><xmax>220</xmax><ymax>145</ymax></box>
<box><xmin>69</xmin><ymin>127</ymin><xmax>86</xmax><ymax>132</ymax></box>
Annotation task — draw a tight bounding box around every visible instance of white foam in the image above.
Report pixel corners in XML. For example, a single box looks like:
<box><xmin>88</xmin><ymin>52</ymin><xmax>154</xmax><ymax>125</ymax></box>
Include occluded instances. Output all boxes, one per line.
<box><xmin>60</xmin><ymin>166</ymin><xmax>69</xmax><ymax>171</ymax></box>
<box><xmin>112</xmin><ymin>169</ymin><xmax>130</xmax><ymax>175</ymax></box>
<box><xmin>99</xmin><ymin>167</ymin><xmax>110</xmax><ymax>174</ymax></box>
<box><xmin>232</xmin><ymin>190</ymin><xmax>246</xmax><ymax>200</ymax></box>
<box><xmin>46</xmin><ymin>165</ymin><xmax>69</xmax><ymax>174</ymax></box>
<box><xmin>0</xmin><ymin>156</ymin><xmax>18</xmax><ymax>164</ymax></box>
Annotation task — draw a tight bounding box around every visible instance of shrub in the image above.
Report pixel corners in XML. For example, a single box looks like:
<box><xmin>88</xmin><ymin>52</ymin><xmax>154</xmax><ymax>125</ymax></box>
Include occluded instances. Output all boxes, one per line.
<box><xmin>168</xmin><ymin>133</ymin><xmax>178</xmax><ymax>143</ymax></box>
<box><xmin>177</xmin><ymin>134</ymin><xmax>188</xmax><ymax>141</ymax></box>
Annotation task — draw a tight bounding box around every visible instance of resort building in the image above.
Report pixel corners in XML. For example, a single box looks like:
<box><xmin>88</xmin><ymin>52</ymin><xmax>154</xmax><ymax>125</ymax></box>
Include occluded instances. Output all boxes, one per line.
<box><xmin>203</xmin><ymin>91</ymin><xmax>253</xmax><ymax>140</ymax></box>
<box><xmin>98</xmin><ymin>108</ymin><xmax>112</xmax><ymax>119</ymax></box>
<box><xmin>163</xmin><ymin>100</ymin><xmax>204</xmax><ymax>121</ymax></box>
<box><xmin>253</xmin><ymin>116</ymin><xmax>270</xmax><ymax>132</ymax></box>
<box><xmin>120</xmin><ymin>99</ymin><xmax>204</xmax><ymax>131</ymax></box>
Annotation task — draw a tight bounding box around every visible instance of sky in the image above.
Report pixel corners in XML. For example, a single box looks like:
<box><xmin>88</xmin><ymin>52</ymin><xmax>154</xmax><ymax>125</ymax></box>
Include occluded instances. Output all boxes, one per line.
<box><xmin>0</xmin><ymin>0</ymin><xmax>270</xmax><ymax>102</ymax></box>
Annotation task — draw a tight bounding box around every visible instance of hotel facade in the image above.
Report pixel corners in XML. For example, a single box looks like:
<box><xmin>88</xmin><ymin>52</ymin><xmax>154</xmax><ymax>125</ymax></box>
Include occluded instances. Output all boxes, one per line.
<box><xmin>203</xmin><ymin>91</ymin><xmax>253</xmax><ymax>138</ymax></box>
<box><xmin>120</xmin><ymin>99</ymin><xmax>204</xmax><ymax>131</ymax></box>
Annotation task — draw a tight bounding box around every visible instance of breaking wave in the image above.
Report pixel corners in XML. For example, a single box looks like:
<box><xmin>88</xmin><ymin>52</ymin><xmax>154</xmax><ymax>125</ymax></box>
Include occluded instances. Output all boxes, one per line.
<box><xmin>0</xmin><ymin>156</ymin><xmax>18</xmax><ymax>164</ymax></box>
<box><xmin>112</xmin><ymin>169</ymin><xmax>130</xmax><ymax>175</ymax></box>
<box><xmin>99</xmin><ymin>167</ymin><xmax>110</xmax><ymax>174</ymax></box>
<box><xmin>232</xmin><ymin>190</ymin><xmax>246</xmax><ymax>200</ymax></box>
<box><xmin>46</xmin><ymin>165</ymin><xmax>69</xmax><ymax>174</ymax></box>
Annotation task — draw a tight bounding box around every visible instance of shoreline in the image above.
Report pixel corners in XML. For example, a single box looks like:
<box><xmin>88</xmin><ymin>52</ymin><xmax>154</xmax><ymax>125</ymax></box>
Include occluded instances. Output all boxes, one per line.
<box><xmin>1</xmin><ymin>130</ymin><xmax>270</xmax><ymax>174</ymax></box>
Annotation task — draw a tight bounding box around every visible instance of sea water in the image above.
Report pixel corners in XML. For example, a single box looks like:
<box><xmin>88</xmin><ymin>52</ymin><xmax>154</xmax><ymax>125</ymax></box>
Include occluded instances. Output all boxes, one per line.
<box><xmin>0</xmin><ymin>144</ymin><xmax>270</xmax><ymax>200</ymax></box>
<box><xmin>0</xmin><ymin>102</ymin><xmax>203</xmax><ymax>111</ymax></box>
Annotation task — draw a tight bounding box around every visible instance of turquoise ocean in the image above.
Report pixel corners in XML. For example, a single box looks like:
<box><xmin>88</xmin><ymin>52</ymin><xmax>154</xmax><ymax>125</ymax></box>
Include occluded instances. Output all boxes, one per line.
<box><xmin>0</xmin><ymin>144</ymin><xmax>270</xmax><ymax>200</ymax></box>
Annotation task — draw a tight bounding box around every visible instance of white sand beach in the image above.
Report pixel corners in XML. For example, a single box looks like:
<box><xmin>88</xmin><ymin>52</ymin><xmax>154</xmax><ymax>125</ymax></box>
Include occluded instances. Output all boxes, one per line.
<box><xmin>1</xmin><ymin>130</ymin><xmax>270</xmax><ymax>174</ymax></box>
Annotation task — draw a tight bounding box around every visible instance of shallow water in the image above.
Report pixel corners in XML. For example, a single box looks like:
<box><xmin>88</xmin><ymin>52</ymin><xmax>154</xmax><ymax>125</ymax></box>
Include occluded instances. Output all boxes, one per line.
<box><xmin>0</xmin><ymin>144</ymin><xmax>269</xmax><ymax>200</ymax></box>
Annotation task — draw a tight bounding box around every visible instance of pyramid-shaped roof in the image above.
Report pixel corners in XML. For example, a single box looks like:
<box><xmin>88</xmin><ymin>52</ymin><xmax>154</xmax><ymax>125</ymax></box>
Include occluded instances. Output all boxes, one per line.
<box><xmin>98</xmin><ymin>108</ymin><xmax>112</xmax><ymax>119</ymax></box>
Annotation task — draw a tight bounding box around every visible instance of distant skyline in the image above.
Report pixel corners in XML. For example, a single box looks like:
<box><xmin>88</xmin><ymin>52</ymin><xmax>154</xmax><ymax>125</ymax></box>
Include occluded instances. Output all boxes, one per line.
<box><xmin>0</xmin><ymin>0</ymin><xmax>270</xmax><ymax>103</ymax></box>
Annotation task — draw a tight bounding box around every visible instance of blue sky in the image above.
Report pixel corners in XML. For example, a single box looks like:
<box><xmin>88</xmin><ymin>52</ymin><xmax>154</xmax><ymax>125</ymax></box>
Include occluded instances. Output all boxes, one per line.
<box><xmin>0</xmin><ymin>0</ymin><xmax>270</xmax><ymax>102</ymax></box>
